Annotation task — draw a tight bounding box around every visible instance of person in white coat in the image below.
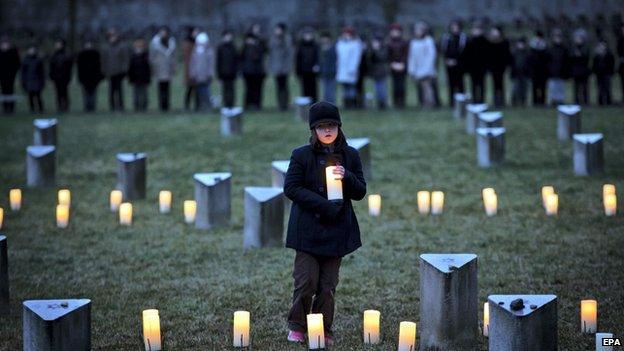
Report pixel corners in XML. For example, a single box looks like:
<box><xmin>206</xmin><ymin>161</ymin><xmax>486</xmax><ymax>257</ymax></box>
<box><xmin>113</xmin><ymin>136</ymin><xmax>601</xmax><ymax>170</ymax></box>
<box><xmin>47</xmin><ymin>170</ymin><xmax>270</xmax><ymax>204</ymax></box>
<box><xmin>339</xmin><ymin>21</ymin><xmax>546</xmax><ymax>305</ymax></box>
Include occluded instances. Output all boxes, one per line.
<box><xmin>149</xmin><ymin>26</ymin><xmax>177</xmax><ymax>111</ymax></box>
<box><xmin>189</xmin><ymin>32</ymin><xmax>215</xmax><ymax>111</ymax></box>
<box><xmin>336</xmin><ymin>27</ymin><xmax>363</xmax><ymax>108</ymax></box>
<box><xmin>408</xmin><ymin>21</ymin><xmax>438</xmax><ymax>108</ymax></box>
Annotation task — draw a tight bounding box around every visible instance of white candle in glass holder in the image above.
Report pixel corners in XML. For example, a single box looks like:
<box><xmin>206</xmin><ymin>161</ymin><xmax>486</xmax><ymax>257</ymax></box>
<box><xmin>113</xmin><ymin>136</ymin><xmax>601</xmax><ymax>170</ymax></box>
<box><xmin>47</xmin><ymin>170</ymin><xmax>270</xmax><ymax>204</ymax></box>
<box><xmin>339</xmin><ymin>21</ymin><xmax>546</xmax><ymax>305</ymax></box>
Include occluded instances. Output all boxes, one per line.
<box><xmin>363</xmin><ymin>309</ymin><xmax>381</xmax><ymax>344</ymax></box>
<box><xmin>417</xmin><ymin>191</ymin><xmax>430</xmax><ymax>214</ymax></box>
<box><xmin>0</xmin><ymin>207</ymin><xmax>4</xmax><ymax>230</ymax></box>
<box><xmin>56</xmin><ymin>204</ymin><xmax>69</xmax><ymax>228</ymax></box>
<box><xmin>9</xmin><ymin>189</ymin><xmax>21</xmax><ymax>211</ymax></box>
<box><xmin>159</xmin><ymin>190</ymin><xmax>172</xmax><ymax>213</ymax></box>
<box><xmin>325</xmin><ymin>166</ymin><xmax>343</xmax><ymax>201</ymax></box>
<box><xmin>581</xmin><ymin>299</ymin><xmax>597</xmax><ymax>333</ymax></box>
<box><xmin>58</xmin><ymin>189</ymin><xmax>71</xmax><ymax>207</ymax></box>
<box><xmin>368</xmin><ymin>195</ymin><xmax>381</xmax><ymax>216</ymax></box>
<box><xmin>483</xmin><ymin>302</ymin><xmax>490</xmax><ymax>337</ymax></box>
<box><xmin>119</xmin><ymin>203</ymin><xmax>132</xmax><ymax>225</ymax></box>
<box><xmin>545</xmin><ymin>194</ymin><xmax>558</xmax><ymax>216</ymax></box>
<box><xmin>233</xmin><ymin>310</ymin><xmax>250</xmax><ymax>347</ymax></box>
<box><xmin>483</xmin><ymin>192</ymin><xmax>498</xmax><ymax>216</ymax></box>
<box><xmin>397</xmin><ymin>321</ymin><xmax>416</xmax><ymax>351</ymax></box>
<box><xmin>541</xmin><ymin>186</ymin><xmax>554</xmax><ymax>208</ymax></box>
<box><xmin>596</xmin><ymin>332</ymin><xmax>614</xmax><ymax>351</ymax></box>
<box><xmin>142</xmin><ymin>309</ymin><xmax>161</xmax><ymax>351</ymax></box>
<box><xmin>184</xmin><ymin>200</ymin><xmax>197</xmax><ymax>224</ymax></box>
<box><xmin>431</xmin><ymin>191</ymin><xmax>444</xmax><ymax>215</ymax></box>
<box><xmin>307</xmin><ymin>313</ymin><xmax>325</xmax><ymax>349</ymax></box>
<box><xmin>110</xmin><ymin>190</ymin><xmax>123</xmax><ymax>212</ymax></box>
<box><xmin>604</xmin><ymin>194</ymin><xmax>616</xmax><ymax>216</ymax></box>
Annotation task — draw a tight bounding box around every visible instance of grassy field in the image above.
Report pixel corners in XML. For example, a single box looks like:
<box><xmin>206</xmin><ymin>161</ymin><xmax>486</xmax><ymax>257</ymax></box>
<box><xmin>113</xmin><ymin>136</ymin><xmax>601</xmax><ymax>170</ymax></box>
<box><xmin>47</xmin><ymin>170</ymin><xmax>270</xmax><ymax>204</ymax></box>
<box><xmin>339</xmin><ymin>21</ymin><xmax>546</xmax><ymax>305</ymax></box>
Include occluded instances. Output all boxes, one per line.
<box><xmin>1</xmin><ymin>79</ymin><xmax>624</xmax><ymax>350</ymax></box>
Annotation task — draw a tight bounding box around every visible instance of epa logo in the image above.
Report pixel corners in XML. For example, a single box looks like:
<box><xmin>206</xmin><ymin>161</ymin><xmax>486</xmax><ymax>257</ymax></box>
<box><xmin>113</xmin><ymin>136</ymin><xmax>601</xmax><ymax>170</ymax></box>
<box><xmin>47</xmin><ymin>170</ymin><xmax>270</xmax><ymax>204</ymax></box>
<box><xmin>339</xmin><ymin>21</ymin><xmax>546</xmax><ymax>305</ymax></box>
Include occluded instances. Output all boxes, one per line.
<box><xmin>602</xmin><ymin>337</ymin><xmax>621</xmax><ymax>346</ymax></box>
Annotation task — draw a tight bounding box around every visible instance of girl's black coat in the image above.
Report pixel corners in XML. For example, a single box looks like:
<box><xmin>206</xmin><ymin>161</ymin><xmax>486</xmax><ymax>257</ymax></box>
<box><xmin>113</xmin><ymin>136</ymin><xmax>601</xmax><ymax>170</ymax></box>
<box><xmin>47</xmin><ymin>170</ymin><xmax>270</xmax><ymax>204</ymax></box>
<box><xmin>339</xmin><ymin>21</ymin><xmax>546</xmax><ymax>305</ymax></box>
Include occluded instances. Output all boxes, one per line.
<box><xmin>284</xmin><ymin>144</ymin><xmax>366</xmax><ymax>258</ymax></box>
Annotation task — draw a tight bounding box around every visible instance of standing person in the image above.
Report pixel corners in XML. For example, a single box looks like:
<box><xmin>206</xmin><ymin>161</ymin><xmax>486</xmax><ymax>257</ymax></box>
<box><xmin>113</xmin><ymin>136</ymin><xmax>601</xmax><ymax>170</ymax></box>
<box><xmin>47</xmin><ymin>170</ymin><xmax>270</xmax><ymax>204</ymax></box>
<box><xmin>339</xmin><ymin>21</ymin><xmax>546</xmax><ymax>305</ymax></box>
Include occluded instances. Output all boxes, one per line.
<box><xmin>296</xmin><ymin>27</ymin><xmax>320</xmax><ymax>103</ymax></box>
<box><xmin>101</xmin><ymin>28</ymin><xmax>130</xmax><ymax>111</ymax></box>
<box><xmin>128</xmin><ymin>37</ymin><xmax>151</xmax><ymax>112</ymax></box>
<box><xmin>592</xmin><ymin>40</ymin><xmax>615</xmax><ymax>105</ymax></box>
<box><xmin>284</xmin><ymin>101</ymin><xmax>366</xmax><ymax>347</ymax></box>
<box><xmin>462</xmin><ymin>22</ymin><xmax>489</xmax><ymax>103</ymax></box>
<box><xmin>335</xmin><ymin>27</ymin><xmax>363</xmax><ymax>109</ymax></box>
<box><xmin>76</xmin><ymin>40</ymin><xmax>103</xmax><ymax>112</ymax></box>
<box><xmin>0</xmin><ymin>36</ymin><xmax>21</xmax><ymax>114</ymax></box>
<box><xmin>546</xmin><ymin>29</ymin><xmax>570</xmax><ymax>105</ymax></box>
<box><xmin>570</xmin><ymin>28</ymin><xmax>591</xmax><ymax>105</ymax></box>
<box><xmin>188</xmin><ymin>32</ymin><xmax>215</xmax><ymax>111</ymax></box>
<box><xmin>216</xmin><ymin>30</ymin><xmax>238</xmax><ymax>108</ymax></box>
<box><xmin>240</xmin><ymin>32</ymin><xmax>267</xmax><ymax>110</ymax></box>
<box><xmin>49</xmin><ymin>38</ymin><xmax>73</xmax><ymax>113</ymax></box>
<box><xmin>486</xmin><ymin>26</ymin><xmax>511</xmax><ymax>107</ymax></box>
<box><xmin>355</xmin><ymin>37</ymin><xmax>368</xmax><ymax>109</ymax></box>
<box><xmin>268</xmin><ymin>23</ymin><xmax>294</xmax><ymax>111</ymax></box>
<box><xmin>529</xmin><ymin>30</ymin><xmax>549</xmax><ymax>106</ymax></box>
<box><xmin>182</xmin><ymin>27</ymin><xmax>199</xmax><ymax>111</ymax></box>
<box><xmin>387</xmin><ymin>23</ymin><xmax>409</xmax><ymax>108</ymax></box>
<box><xmin>318</xmin><ymin>32</ymin><xmax>337</xmax><ymax>104</ymax></box>
<box><xmin>368</xmin><ymin>35</ymin><xmax>389</xmax><ymax>109</ymax></box>
<box><xmin>616</xmin><ymin>24</ymin><xmax>624</xmax><ymax>103</ymax></box>
<box><xmin>408</xmin><ymin>21</ymin><xmax>438</xmax><ymax>108</ymax></box>
<box><xmin>510</xmin><ymin>37</ymin><xmax>531</xmax><ymax>106</ymax></box>
<box><xmin>440</xmin><ymin>20</ymin><xmax>467</xmax><ymax>106</ymax></box>
<box><xmin>21</xmin><ymin>44</ymin><xmax>45</xmax><ymax>113</ymax></box>
<box><xmin>149</xmin><ymin>26</ymin><xmax>177</xmax><ymax>111</ymax></box>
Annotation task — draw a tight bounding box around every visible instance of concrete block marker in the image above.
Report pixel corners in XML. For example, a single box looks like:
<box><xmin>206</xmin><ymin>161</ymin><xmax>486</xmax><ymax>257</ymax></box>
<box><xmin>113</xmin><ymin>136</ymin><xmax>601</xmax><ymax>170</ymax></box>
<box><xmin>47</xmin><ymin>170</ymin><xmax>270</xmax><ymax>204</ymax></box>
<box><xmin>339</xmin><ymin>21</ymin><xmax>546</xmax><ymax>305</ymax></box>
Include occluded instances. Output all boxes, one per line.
<box><xmin>465</xmin><ymin>103</ymin><xmax>488</xmax><ymax>134</ymax></box>
<box><xmin>294</xmin><ymin>96</ymin><xmax>312</xmax><ymax>122</ymax></box>
<box><xmin>476</xmin><ymin>127</ymin><xmax>505</xmax><ymax>168</ymax></box>
<box><xmin>116</xmin><ymin>153</ymin><xmax>147</xmax><ymax>200</ymax></box>
<box><xmin>220</xmin><ymin>107</ymin><xmax>243</xmax><ymax>136</ymax></box>
<box><xmin>573</xmin><ymin>133</ymin><xmax>604</xmax><ymax>176</ymax></box>
<box><xmin>33</xmin><ymin>118</ymin><xmax>58</xmax><ymax>146</ymax></box>
<box><xmin>23</xmin><ymin>299</ymin><xmax>91</xmax><ymax>351</ymax></box>
<box><xmin>0</xmin><ymin>235</ymin><xmax>7</xmax><ymax>315</ymax></box>
<box><xmin>453</xmin><ymin>93</ymin><xmax>471</xmax><ymax>119</ymax></box>
<box><xmin>194</xmin><ymin>172</ymin><xmax>231</xmax><ymax>229</ymax></box>
<box><xmin>419</xmin><ymin>253</ymin><xmax>478</xmax><ymax>351</ymax></box>
<box><xmin>26</xmin><ymin>146</ymin><xmax>56</xmax><ymax>188</ymax></box>
<box><xmin>488</xmin><ymin>295</ymin><xmax>558</xmax><ymax>351</ymax></box>
<box><xmin>243</xmin><ymin>187</ymin><xmax>284</xmax><ymax>249</ymax></box>
<box><xmin>347</xmin><ymin>138</ymin><xmax>372</xmax><ymax>180</ymax></box>
<box><xmin>477</xmin><ymin>111</ymin><xmax>503</xmax><ymax>128</ymax></box>
<box><xmin>557</xmin><ymin>104</ymin><xmax>581</xmax><ymax>140</ymax></box>
<box><xmin>271</xmin><ymin>160</ymin><xmax>292</xmax><ymax>215</ymax></box>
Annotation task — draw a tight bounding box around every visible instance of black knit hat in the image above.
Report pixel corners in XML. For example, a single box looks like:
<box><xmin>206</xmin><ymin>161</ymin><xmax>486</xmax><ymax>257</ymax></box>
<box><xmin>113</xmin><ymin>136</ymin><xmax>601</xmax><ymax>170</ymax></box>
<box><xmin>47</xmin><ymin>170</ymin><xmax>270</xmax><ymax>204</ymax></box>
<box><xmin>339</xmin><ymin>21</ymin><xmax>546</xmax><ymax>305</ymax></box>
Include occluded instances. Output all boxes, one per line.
<box><xmin>308</xmin><ymin>101</ymin><xmax>342</xmax><ymax>129</ymax></box>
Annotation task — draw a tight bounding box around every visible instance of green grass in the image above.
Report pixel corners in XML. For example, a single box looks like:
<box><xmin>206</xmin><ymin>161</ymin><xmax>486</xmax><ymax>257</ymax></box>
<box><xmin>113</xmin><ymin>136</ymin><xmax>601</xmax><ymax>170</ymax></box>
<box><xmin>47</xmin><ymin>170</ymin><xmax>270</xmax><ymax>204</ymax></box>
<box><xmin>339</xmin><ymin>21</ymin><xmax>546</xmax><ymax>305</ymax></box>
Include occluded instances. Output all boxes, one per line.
<box><xmin>1</xmin><ymin>94</ymin><xmax>624</xmax><ymax>349</ymax></box>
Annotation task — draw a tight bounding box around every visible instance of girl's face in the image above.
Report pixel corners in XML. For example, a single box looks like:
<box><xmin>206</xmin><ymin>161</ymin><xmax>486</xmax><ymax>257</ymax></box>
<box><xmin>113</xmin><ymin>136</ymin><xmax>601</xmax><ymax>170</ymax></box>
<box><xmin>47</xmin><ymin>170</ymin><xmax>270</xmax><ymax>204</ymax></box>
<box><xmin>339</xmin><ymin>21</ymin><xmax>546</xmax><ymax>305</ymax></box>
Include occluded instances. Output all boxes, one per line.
<box><xmin>315</xmin><ymin>123</ymin><xmax>339</xmax><ymax>145</ymax></box>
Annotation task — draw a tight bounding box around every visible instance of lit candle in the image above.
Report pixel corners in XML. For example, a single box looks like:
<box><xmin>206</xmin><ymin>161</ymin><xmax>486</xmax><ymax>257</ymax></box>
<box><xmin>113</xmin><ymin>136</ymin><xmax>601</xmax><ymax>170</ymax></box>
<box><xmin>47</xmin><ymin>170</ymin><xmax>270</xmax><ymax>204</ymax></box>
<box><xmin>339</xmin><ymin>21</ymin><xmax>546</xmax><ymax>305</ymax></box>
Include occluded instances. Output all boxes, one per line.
<box><xmin>545</xmin><ymin>194</ymin><xmax>558</xmax><ymax>216</ymax></box>
<box><xmin>596</xmin><ymin>332</ymin><xmax>614</xmax><ymax>351</ymax></box>
<box><xmin>397</xmin><ymin>321</ymin><xmax>416</xmax><ymax>351</ymax></box>
<box><xmin>417</xmin><ymin>191</ymin><xmax>430</xmax><ymax>215</ymax></box>
<box><xmin>56</xmin><ymin>204</ymin><xmax>69</xmax><ymax>228</ymax></box>
<box><xmin>431</xmin><ymin>191</ymin><xmax>444</xmax><ymax>215</ymax></box>
<box><xmin>233</xmin><ymin>310</ymin><xmax>250</xmax><ymax>347</ymax></box>
<box><xmin>159</xmin><ymin>190</ymin><xmax>172</xmax><ymax>214</ymax></box>
<box><xmin>58</xmin><ymin>189</ymin><xmax>71</xmax><ymax>207</ymax></box>
<box><xmin>483</xmin><ymin>302</ymin><xmax>490</xmax><ymax>337</ymax></box>
<box><xmin>184</xmin><ymin>200</ymin><xmax>196</xmax><ymax>224</ymax></box>
<box><xmin>363</xmin><ymin>309</ymin><xmax>381</xmax><ymax>344</ymax></box>
<box><xmin>483</xmin><ymin>192</ymin><xmax>498</xmax><ymax>217</ymax></box>
<box><xmin>581</xmin><ymin>300</ymin><xmax>597</xmax><ymax>333</ymax></box>
<box><xmin>604</xmin><ymin>194</ymin><xmax>616</xmax><ymax>216</ymax></box>
<box><xmin>603</xmin><ymin>184</ymin><xmax>615</xmax><ymax>198</ymax></box>
<box><xmin>325</xmin><ymin>166</ymin><xmax>343</xmax><ymax>201</ymax></box>
<box><xmin>368</xmin><ymin>195</ymin><xmax>381</xmax><ymax>216</ymax></box>
<box><xmin>110</xmin><ymin>190</ymin><xmax>123</xmax><ymax>212</ymax></box>
<box><xmin>541</xmin><ymin>186</ymin><xmax>554</xmax><ymax>209</ymax></box>
<box><xmin>119</xmin><ymin>202</ymin><xmax>132</xmax><ymax>225</ymax></box>
<box><xmin>0</xmin><ymin>207</ymin><xmax>3</xmax><ymax>230</ymax></box>
<box><xmin>9</xmin><ymin>189</ymin><xmax>21</xmax><ymax>211</ymax></box>
<box><xmin>142</xmin><ymin>309</ymin><xmax>161</xmax><ymax>351</ymax></box>
<box><xmin>482</xmin><ymin>187</ymin><xmax>495</xmax><ymax>198</ymax></box>
<box><xmin>307</xmin><ymin>313</ymin><xmax>325</xmax><ymax>349</ymax></box>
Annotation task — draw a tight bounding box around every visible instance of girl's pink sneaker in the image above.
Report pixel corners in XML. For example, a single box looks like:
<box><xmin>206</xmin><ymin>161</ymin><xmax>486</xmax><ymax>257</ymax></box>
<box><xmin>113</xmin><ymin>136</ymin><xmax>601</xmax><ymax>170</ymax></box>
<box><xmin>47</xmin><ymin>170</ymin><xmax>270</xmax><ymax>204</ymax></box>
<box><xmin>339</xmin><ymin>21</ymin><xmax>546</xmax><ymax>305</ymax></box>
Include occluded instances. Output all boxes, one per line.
<box><xmin>287</xmin><ymin>330</ymin><xmax>306</xmax><ymax>343</ymax></box>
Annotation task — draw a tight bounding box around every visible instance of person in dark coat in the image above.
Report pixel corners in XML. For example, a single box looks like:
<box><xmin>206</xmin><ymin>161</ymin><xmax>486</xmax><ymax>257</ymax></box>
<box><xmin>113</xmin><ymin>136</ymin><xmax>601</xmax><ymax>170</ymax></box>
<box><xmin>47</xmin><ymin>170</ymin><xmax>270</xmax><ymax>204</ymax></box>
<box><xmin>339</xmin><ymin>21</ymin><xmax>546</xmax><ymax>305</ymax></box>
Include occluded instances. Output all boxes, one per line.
<box><xmin>529</xmin><ymin>30</ymin><xmax>549</xmax><ymax>106</ymax></box>
<box><xmin>296</xmin><ymin>28</ymin><xmax>320</xmax><ymax>103</ymax></box>
<box><xmin>76</xmin><ymin>40</ymin><xmax>103</xmax><ymax>112</ymax></box>
<box><xmin>616</xmin><ymin>24</ymin><xmax>624</xmax><ymax>103</ymax></box>
<box><xmin>240</xmin><ymin>32</ymin><xmax>266</xmax><ymax>110</ymax></box>
<box><xmin>440</xmin><ymin>20</ymin><xmax>467</xmax><ymax>106</ymax></box>
<box><xmin>269</xmin><ymin>23</ymin><xmax>294</xmax><ymax>111</ymax></box>
<box><xmin>0</xmin><ymin>36</ymin><xmax>20</xmax><ymax>114</ymax></box>
<box><xmin>21</xmin><ymin>44</ymin><xmax>45</xmax><ymax>113</ymax></box>
<box><xmin>570</xmin><ymin>29</ymin><xmax>591</xmax><ymax>105</ymax></box>
<box><xmin>387</xmin><ymin>23</ymin><xmax>409</xmax><ymax>108</ymax></box>
<box><xmin>101</xmin><ymin>28</ymin><xmax>130</xmax><ymax>111</ymax></box>
<box><xmin>49</xmin><ymin>38</ymin><xmax>73</xmax><ymax>112</ymax></box>
<box><xmin>319</xmin><ymin>32</ymin><xmax>337</xmax><ymax>104</ymax></box>
<box><xmin>368</xmin><ymin>36</ymin><xmax>389</xmax><ymax>109</ymax></box>
<box><xmin>510</xmin><ymin>37</ymin><xmax>531</xmax><ymax>106</ymax></box>
<box><xmin>182</xmin><ymin>27</ymin><xmax>199</xmax><ymax>111</ymax></box>
<box><xmin>356</xmin><ymin>37</ymin><xmax>368</xmax><ymax>109</ymax></box>
<box><xmin>546</xmin><ymin>29</ymin><xmax>570</xmax><ymax>105</ymax></box>
<box><xmin>592</xmin><ymin>40</ymin><xmax>615</xmax><ymax>105</ymax></box>
<box><xmin>462</xmin><ymin>22</ymin><xmax>489</xmax><ymax>103</ymax></box>
<box><xmin>128</xmin><ymin>37</ymin><xmax>151</xmax><ymax>111</ymax></box>
<box><xmin>216</xmin><ymin>30</ymin><xmax>238</xmax><ymax>108</ymax></box>
<box><xmin>284</xmin><ymin>101</ymin><xmax>366</xmax><ymax>346</ymax></box>
<box><xmin>486</xmin><ymin>26</ymin><xmax>511</xmax><ymax>107</ymax></box>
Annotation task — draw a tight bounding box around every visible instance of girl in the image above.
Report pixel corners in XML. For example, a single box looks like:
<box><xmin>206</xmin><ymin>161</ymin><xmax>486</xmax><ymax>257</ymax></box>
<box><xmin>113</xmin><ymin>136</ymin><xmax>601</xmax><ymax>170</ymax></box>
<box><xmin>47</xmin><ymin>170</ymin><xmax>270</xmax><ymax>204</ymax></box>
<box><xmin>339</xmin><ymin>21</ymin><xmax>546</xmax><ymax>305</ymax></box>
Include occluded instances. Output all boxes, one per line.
<box><xmin>284</xmin><ymin>101</ymin><xmax>367</xmax><ymax>346</ymax></box>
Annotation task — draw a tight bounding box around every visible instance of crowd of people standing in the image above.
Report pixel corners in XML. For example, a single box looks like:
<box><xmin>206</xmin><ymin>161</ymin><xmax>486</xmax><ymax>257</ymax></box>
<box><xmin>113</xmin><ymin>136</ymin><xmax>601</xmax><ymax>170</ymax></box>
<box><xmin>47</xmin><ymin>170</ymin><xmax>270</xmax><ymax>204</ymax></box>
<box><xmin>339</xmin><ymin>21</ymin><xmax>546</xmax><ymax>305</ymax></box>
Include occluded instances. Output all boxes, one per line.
<box><xmin>1</xmin><ymin>18</ymin><xmax>623</xmax><ymax>114</ymax></box>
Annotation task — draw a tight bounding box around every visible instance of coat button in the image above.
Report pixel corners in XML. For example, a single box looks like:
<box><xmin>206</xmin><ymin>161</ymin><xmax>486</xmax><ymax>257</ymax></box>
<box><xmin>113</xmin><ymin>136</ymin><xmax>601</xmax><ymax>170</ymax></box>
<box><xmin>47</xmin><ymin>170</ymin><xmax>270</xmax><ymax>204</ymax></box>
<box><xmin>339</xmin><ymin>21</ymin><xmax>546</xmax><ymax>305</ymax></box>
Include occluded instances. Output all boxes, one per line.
<box><xmin>319</xmin><ymin>159</ymin><xmax>326</xmax><ymax>165</ymax></box>
<box><xmin>315</xmin><ymin>214</ymin><xmax>320</xmax><ymax>218</ymax></box>
<box><xmin>319</xmin><ymin>186</ymin><xmax>325</xmax><ymax>192</ymax></box>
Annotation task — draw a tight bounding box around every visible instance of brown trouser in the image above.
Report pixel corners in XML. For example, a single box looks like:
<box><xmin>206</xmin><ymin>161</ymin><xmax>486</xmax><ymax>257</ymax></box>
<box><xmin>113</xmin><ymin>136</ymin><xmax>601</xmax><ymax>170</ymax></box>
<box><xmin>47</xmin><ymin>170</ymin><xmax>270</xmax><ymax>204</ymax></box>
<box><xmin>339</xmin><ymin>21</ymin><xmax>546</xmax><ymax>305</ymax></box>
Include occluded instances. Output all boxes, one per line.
<box><xmin>287</xmin><ymin>250</ymin><xmax>342</xmax><ymax>333</ymax></box>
